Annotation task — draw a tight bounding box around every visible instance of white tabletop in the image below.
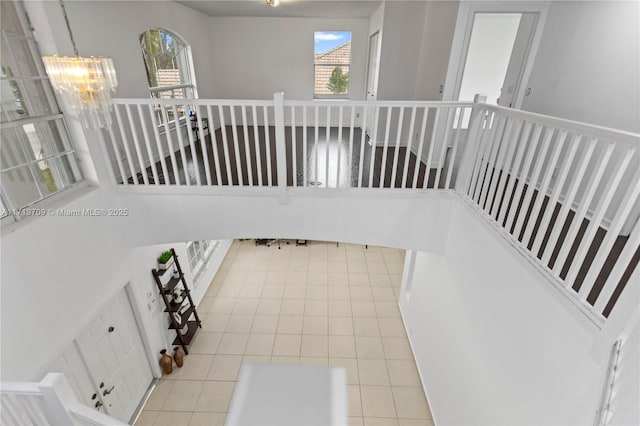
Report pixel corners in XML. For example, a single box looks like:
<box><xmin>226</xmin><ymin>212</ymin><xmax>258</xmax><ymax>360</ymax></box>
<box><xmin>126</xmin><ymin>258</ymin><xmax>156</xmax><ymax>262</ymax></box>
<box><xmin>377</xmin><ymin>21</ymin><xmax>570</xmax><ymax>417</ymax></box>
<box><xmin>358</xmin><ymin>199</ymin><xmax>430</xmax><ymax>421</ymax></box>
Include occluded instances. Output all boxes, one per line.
<box><xmin>225</xmin><ymin>363</ymin><xmax>347</xmax><ymax>426</ymax></box>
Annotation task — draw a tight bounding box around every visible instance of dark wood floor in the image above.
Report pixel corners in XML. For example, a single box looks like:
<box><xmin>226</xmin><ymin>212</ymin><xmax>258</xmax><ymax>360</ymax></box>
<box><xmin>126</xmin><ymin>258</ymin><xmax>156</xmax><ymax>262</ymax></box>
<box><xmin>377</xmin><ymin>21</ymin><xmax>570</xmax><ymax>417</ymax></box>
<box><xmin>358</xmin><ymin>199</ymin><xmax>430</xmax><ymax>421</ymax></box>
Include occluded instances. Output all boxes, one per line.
<box><xmin>126</xmin><ymin>126</ymin><xmax>442</xmax><ymax>189</ymax></box>
<box><xmin>473</xmin><ymin>168</ymin><xmax>639</xmax><ymax>318</ymax></box>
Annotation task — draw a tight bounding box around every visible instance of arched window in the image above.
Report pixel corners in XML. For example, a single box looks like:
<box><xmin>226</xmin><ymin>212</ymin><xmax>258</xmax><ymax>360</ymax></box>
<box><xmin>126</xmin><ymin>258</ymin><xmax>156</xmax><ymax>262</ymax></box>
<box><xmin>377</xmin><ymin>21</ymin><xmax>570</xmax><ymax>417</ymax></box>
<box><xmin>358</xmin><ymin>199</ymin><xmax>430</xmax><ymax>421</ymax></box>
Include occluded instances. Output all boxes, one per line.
<box><xmin>139</xmin><ymin>28</ymin><xmax>196</xmax><ymax>100</ymax></box>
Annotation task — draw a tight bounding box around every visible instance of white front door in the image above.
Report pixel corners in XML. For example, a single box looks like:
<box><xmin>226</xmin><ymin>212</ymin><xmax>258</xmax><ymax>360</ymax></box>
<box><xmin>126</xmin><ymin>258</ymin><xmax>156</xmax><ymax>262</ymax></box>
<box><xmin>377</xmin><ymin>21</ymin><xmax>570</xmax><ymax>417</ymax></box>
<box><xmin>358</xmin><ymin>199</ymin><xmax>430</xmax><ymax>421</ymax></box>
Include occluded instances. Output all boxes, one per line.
<box><xmin>76</xmin><ymin>289</ymin><xmax>153</xmax><ymax>422</ymax></box>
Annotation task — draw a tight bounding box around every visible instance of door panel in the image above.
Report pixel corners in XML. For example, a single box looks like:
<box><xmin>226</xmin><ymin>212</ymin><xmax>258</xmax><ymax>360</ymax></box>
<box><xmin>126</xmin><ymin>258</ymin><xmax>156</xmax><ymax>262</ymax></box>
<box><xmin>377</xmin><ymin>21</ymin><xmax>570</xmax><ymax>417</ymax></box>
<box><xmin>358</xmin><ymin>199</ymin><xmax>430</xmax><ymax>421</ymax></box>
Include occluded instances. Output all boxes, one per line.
<box><xmin>76</xmin><ymin>289</ymin><xmax>153</xmax><ymax>422</ymax></box>
<box><xmin>498</xmin><ymin>13</ymin><xmax>537</xmax><ymax>107</ymax></box>
<box><xmin>366</xmin><ymin>31</ymin><xmax>380</xmax><ymax>101</ymax></box>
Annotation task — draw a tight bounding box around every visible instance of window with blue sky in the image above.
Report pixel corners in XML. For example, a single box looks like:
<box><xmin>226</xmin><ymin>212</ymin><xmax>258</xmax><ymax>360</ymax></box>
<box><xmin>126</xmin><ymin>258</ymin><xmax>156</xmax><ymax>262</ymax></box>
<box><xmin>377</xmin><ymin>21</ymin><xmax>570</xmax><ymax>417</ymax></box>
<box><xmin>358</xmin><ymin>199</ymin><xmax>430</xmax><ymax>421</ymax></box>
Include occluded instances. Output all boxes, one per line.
<box><xmin>314</xmin><ymin>31</ymin><xmax>352</xmax><ymax>96</ymax></box>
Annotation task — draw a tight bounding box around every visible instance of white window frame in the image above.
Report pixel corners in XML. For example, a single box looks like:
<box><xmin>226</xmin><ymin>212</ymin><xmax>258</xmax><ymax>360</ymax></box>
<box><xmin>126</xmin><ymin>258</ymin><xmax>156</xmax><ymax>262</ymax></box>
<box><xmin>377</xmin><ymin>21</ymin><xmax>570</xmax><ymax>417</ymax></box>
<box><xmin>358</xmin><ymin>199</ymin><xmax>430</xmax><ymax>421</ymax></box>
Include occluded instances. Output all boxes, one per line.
<box><xmin>1</xmin><ymin>0</ymin><xmax>84</xmax><ymax>222</ymax></box>
<box><xmin>314</xmin><ymin>31</ymin><xmax>352</xmax><ymax>99</ymax></box>
<box><xmin>186</xmin><ymin>240</ymin><xmax>218</xmax><ymax>286</ymax></box>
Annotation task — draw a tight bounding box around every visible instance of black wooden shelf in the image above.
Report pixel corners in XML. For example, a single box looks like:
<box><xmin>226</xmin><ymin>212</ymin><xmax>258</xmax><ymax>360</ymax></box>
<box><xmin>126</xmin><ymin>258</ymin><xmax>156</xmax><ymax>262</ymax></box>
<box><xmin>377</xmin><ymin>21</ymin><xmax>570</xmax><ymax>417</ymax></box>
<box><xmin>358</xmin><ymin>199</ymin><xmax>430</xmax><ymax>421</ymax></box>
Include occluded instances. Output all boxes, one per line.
<box><xmin>152</xmin><ymin>248</ymin><xmax>202</xmax><ymax>355</ymax></box>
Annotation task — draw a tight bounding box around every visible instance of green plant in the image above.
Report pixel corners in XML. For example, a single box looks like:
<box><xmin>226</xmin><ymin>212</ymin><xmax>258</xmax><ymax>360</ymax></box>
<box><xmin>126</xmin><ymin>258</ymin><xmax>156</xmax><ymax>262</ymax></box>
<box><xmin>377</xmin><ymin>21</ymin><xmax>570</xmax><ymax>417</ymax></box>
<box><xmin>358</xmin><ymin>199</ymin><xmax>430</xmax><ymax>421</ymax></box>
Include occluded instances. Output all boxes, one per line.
<box><xmin>327</xmin><ymin>67</ymin><xmax>349</xmax><ymax>94</ymax></box>
<box><xmin>172</xmin><ymin>288</ymin><xmax>186</xmax><ymax>300</ymax></box>
<box><xmin>157</xmin><ymin>251</ymin><xmax>172</xmax><ymax>264</ymax></box>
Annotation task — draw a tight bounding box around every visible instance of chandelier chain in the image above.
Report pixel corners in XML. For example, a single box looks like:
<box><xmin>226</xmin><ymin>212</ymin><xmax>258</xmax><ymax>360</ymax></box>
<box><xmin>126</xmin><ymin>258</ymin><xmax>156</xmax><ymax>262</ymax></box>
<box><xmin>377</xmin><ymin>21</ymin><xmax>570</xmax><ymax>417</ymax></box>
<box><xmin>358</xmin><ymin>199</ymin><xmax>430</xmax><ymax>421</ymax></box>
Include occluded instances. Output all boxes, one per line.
<box><xmin>59</xmin><ymin>0</ymin><xmax>79</xmax><ymax>57</ymax></box>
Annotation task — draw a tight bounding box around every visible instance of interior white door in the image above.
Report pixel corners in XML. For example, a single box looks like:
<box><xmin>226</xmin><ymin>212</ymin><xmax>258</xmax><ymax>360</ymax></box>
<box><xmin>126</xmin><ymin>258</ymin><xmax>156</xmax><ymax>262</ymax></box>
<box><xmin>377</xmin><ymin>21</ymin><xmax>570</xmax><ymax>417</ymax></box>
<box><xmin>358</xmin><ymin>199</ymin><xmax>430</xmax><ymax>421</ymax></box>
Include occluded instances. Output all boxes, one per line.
<box><xmin>366</xmin><ymin>31</ymin><xmax>380</xmax><ymax>101</ymax></box>
<box><xmin>49</xmin><ymin>345</ymin><xmax>98</xmax><ymax>408</ymax></box>
<box><xmin>76</xmin><ymin>289</ymin><xmax>153</xmax><ymax>422</ymax></box>
<box><xmin>497</xmin><ymin>13</ymin><xmax>538</xmax><ymax>107</ymax></box>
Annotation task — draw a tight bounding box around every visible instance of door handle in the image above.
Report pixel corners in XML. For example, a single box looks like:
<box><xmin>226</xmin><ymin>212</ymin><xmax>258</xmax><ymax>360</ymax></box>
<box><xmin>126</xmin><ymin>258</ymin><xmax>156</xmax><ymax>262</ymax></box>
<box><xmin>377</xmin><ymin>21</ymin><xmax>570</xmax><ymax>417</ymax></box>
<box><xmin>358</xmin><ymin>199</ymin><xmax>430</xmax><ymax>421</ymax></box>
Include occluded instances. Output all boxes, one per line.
<box><xmin>95</xmin><ymin>400</ymin><xmax>103</xmax><ymax>409</ymax></box>
<box><xmin>103</xmin><ymin>385</ymin><xmax>115</xmax><ymax>396</ymax></box>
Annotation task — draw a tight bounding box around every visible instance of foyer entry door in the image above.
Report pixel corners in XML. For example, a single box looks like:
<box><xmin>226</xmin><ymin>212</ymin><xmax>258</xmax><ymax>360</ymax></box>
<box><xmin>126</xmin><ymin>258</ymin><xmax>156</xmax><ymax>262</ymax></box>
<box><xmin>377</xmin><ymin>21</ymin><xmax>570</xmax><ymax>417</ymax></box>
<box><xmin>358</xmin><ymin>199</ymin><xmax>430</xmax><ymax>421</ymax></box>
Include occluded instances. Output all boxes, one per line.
<box><xmin>76</xmin><ymin>289</ymin><xmax>153</xmax><ymax>422</ymax></box>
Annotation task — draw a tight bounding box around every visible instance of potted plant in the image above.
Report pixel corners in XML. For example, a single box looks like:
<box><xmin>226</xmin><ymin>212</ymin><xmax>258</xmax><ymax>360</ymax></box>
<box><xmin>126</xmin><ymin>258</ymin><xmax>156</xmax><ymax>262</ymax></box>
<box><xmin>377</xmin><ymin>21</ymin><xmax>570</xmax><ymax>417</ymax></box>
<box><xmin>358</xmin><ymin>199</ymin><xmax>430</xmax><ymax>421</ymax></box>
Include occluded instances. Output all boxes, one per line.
<box><xmin>157</xmin><ymin>251</ymin><xmax>173</xmax><ymax>270</ymax></box>
<box><xmin>172</xmin><ymin>288</ymin><xmax>186</xmax><ymax>304</ymax></box>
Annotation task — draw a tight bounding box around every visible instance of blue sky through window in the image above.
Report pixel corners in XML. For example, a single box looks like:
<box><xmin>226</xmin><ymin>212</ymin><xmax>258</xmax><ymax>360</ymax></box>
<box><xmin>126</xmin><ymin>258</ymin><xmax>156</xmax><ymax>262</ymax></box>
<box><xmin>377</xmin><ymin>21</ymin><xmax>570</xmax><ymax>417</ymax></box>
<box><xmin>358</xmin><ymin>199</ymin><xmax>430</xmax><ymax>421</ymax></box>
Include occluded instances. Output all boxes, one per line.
<box><xmin>314</xmin><ymin>31</ymin><xmax>351</xmax><ymax>55</ymax></box>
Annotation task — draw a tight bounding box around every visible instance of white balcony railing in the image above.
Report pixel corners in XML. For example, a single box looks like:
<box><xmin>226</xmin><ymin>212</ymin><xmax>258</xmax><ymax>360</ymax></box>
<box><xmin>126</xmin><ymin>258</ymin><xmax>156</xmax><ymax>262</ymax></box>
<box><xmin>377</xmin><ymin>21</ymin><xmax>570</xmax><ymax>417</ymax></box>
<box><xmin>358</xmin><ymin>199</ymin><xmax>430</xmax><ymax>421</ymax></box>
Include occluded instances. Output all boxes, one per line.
<box><xmin>103</xmin><ymin>93</ymin><xmax>639</xmax><ymax>325</ymax></box>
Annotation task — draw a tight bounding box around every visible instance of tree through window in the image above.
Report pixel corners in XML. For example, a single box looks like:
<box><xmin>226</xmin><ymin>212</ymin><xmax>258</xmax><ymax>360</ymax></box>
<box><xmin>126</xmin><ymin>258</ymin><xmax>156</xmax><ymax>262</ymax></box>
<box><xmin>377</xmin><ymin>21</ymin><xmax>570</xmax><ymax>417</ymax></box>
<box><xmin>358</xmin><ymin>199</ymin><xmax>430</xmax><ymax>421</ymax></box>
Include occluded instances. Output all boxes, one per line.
<box><xmin>139</xmin><ymin>28</ymin><xmax>196</xmax><ymax>100</ymax></box>
<box><xmin>314</xmin><ymin>31</ymin><xmax>351</xmax><ymax>97</ymax></box>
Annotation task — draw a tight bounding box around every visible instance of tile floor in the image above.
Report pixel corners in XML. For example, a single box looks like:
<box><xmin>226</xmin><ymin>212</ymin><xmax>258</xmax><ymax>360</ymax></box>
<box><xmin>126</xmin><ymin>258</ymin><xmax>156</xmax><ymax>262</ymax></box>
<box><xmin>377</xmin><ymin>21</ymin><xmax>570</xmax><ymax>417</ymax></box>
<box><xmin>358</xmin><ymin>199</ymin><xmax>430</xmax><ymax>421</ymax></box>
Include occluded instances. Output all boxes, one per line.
<box><xmin>136</xmin><ymin>240</ymin><xmax>434</xmax><ymax>426</ymax></box>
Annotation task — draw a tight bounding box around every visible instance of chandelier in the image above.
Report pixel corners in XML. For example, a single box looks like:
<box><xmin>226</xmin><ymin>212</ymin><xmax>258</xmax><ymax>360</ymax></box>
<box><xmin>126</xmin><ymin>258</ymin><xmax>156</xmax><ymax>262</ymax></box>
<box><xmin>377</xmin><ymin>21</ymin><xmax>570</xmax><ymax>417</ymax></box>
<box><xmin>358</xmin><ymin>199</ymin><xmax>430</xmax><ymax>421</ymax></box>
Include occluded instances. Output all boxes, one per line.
<box><xmin>266</xmin><ymin>0</ymin><xmax>280</xmax><ymax>7</ymax></box>
<box><xmin>42</xmin><ymin>0</ymin><xmax>118</xmax><ymax>130</ymax></box>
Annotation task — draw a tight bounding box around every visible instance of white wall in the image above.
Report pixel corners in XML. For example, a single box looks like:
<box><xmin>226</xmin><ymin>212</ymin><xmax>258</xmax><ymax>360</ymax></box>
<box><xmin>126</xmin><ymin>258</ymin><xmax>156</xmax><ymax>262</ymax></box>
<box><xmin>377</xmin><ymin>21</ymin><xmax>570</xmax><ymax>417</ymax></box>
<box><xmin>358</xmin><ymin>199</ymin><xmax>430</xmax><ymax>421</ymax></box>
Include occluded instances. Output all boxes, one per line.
<box><xmin>414</xmin><ymin>1</ymin><xmax>459</xmax><ymax>101</ymax></box>
<box><xmin>399</xmin><ymin>200</ymin><xmax>605</xmax><ymax>425</ymax></box>
<box><xmin>38</xmin><ymin>0</ymin><xmax>215</xmax><ymax>98</ymax></box>
<box><xmin>207</xmin><ymin>17</ymin><xmax>368</xmax><ymax>100</ymax></box>
<box><xmin>522</xmin><ymin>1</ymin><xmax>640</xmax><ymax>133</ymax></box>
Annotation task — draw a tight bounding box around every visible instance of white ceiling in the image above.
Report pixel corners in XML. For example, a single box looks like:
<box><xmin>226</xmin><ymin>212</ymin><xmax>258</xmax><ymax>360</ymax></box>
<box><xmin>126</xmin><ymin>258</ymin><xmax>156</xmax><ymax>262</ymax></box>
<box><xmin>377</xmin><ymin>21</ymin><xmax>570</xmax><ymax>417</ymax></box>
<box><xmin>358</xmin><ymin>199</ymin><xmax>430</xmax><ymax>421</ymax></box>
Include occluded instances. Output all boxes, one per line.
<box><xmin>176</xmin><ymin>0</ymin><xmax>383</xmax><ymax>18</ymax></box>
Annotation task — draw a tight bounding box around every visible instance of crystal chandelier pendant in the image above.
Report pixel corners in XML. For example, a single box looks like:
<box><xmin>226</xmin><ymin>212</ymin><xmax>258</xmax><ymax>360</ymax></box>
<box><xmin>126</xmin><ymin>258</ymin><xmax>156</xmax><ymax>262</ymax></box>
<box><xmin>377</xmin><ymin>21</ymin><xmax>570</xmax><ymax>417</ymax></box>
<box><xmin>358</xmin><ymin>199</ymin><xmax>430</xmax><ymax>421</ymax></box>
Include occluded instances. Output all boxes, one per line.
<box><xmin>42</xmin><ymin>0</ymin><xmax>118</xmax><ymax>130</ymax></box>
<box><xmin>43</xmin><ymin>55</ymin><xmax>118</xmax><ymax>130</ymax></box>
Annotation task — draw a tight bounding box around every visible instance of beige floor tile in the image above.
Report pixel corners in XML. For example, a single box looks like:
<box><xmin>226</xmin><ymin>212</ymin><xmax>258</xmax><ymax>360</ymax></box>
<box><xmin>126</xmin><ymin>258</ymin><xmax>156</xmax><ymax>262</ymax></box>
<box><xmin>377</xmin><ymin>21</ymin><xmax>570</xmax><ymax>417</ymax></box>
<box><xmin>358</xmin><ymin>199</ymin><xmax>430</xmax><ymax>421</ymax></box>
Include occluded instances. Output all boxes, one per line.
<box><xmin>369</xmin><ymin>274</ymin><xmax>392</xmax><ymax>287</ymax></box>
<box><xmin>153</xmin><ymin>411</ymin><xmax>192</xmax><ymax>426</ymax></box>
<box><xmin>349</xmin><ymin>273</ymin><xmax>370</xmax><ymax>286</ymax></box>
<box><xmin>348</xmin><ymin>260</ymin><xmax>368</xmax><ymax>273</ymax></box>
<box><xmin>189</xmin><ymin>412</ymin><xmax>226</xmax><ymax>426</ymax></box>
<box><xmin>360</xmin><ymin>386</ymin><xmax>396</xmax><ymax>418</ymax></box>
<box><xmin>378</xmin><ymin>318</ymin><xmax>407</xmax><ymax>337</ymax></box>
<box><xmin>201</xmin><ymin>313</ymin><xmax>229</xmax><ymax>333</ymax></box>
<box><xmin>265</xmin><ymin>270</ymin><xmax>288</xmax><ymax>284</ymax></box>
<box><xmin>353</xmin><ymin>317</ymin><xmax>381</xmax><ymax>337</ymax></box>
<box><xmin>371</xmin><ymin>287</ymin><xmax>396</xmax><ymax>302</ymax></box>
<box><xmin>161</xmin><ymin>380</ymin><xmax>204</xmax><ymax>411</ymax></box>
<box><xmin>299</xmin><ymin>356</ymin><xmax>329</xmax><ymax>366</ymax></box>
<box><xmin>348</xmin><ymin>385</ymin><xmax>363</xmax><ymax>417</ymax></box>
<box><xmin>392</xmin><ymin>387</ymin><xmax>430</xmax><ymax>419</ymax></box>
<box><xmin>387</xmin><ymin>360</ymin><xmax>421</xmax><ymax>386</ymax></box>
<box><xmin>328</xmin><ymin>286</ymin><xmax>351</xmax><ymax>300</ymax></box>
<box><xmin>308</xmin><ymin>274</ymin><xmax>329</xmax><ymax>286</ymax></box>
<box><xmin>170</xmin><ymin>354</ymin><xmax>213</xmax><ymax>381</ymax></box>
<box><xmin>244</xmin><ymin>271</ymin><xmax>267</xmax><ymax>285</ymax></box>
<box><xmin>232</xmin><ymin>298</ymin><xmax>259</xmax><ymax>314</ymax></box>
<box><xmin>135</xmin><ymin>411</ymin><xmax>158</xmax><ymax>425</ymax></box>
<box><xmin>277</xmin><ymin>315</ymin><xmax>304</xmax><ymax>334</ymax></box>
<box><xmin>189</xmin><ymin>332</ymin><xmax>222</xmax><ymax>355</ymax></box>
<box><xmin>364</xmin><ymin>417</ymin><xmax>398</xmax><ymax>426</ymax></box>
<box><xmin>261</xmin><ymin>284</ymin><xmax>285</xmax><ymax>299</ymax></box>
<box><xmin>245</xmin><ymin>333</ymin><xmax>275</xmax><ymax>356</ymax></box>
<box><xmin>350</xmin><ymin>286</ymin><xmax>374</xmax><ymax>301</ymax></box>
<box><xmin>305</xmin><ymin>300</ymin><xmax>328</xmax><ymax>316</ymax></box>
<box><xmin>330</xmin><ymin>357</ymin><xmax>359</xmax><ymax>384</ymax></box>
<box><xmin>286</xmin><ymin>271</ymin><xmax>307</xmax><ymax>285</ymax></box>
<box><xmin>328</xmin><ymin>262</ymin><xmax>349</xmax><ymax>274</ymax></box>
<box><xmin>206</xmin><ymin>355</ymin><xmax>242</xmax><ymax>381</ymax></box>
<box><xmin>306</xmin><ymin>286</ymin><xmax>328</xmax><ymax>300</ymax></box>
<box><xmin>308</xmin><ymin>260</ymin><xmax>328</xmax><ymax>272</ymax></box>
<box><xmin>194</xmin><ymin>381</ymin><xmax>235</xmax><ymax>412</ymax></box>
<box><xmin>243</xmin><ymin>355</ymin><xmax>270</xmax><ymax>364</ymax></box>
<box><xmin>303</xmin><ymin>315</ymin><xmax>329</xmax><ymax>335</ymax></box>
<box><xmin>366</xmin><ymin>262</ymin><xmax>388</xmax><ymax>274</ymax></box>
<box><xmin>375</xmin><ymin>302</ymin><xmax>401</xmax><ymax>318</ymax></box>
<box><xmin>225</xmin><ymin>314</ymin><xmax>254</xmax><ymax>333</ymax></box>
<box><xmin>351</xmin><ymin>301</ymin><xmax>377</xmax><ymax>317</ymax></box>
<box><xmin>256</xmin><ymin>298</ymin><xmax>282</xmax><ymax>315</ymax></box>
<box><xmin>280</xmin><ymin>299</ymin><xmax>305</xmax><ymax>315</ymax></box>
<box><xmin>355</xmin><ymin>336</ymin><xmax>385</xmax><ymax>359</ymax></box>
<box><xmin>382</xmin><ymin>337</ymin><xmax>413</xmax><ymax>360</ymax></box>
<box><xmin>385</xmin><ymin>262</ymin><xmax>405</xmax><ymax>274</ymax></box>
<box><xmin>390</xmin><ymin>274</ymin><xmax>403</xmax><ymax>288</ymax></box>
<box><xmin>216</xmin><ymin>333</ymin><xmax>249</xmax><ymax>355</ymax></box>
<box><xmin>329</xmin><ymin>335</ymin><xmax>357</xmax><ymax>358</ymax></box>
<box><xmin>238</xmin><ymin>285</ymin><xmax>263</xmax><ymax>298</ymax></box>
<box><xmin>217</xmin><ymin>285</ymin><xmax>241</xmax><ymax>298</ymax></box>
<box><xmin>301</xmin><ymin>334</ymin><xmax>329</xmax><ymax>357</ymax></box>
<box><xmin>251</xmin><ymin>315</ymin><xmax>279</xmax><ymax>333</ymax></box>
<box><xmin>143</xmin><ymin>381</ymin><xmax>172</xmax><ymax>410</ymax></box>
<box><xmin>272</xmin><ymin>334</ymin><xmax>302</xmax><ymax>356</ymax></box>
<box><xmin>210</xmin><ymin>298</ymin><xmax>236</xmax><ymax>314</ymax></box>
<box><xmin>358</xmin><ymin>359</ymin><xmax>390</xmax><ymax>385</ymax></box>
<box><xmin>329</xmin><ymin>316</ymin><xmax>354</xmax><ymax>336</ymax></box>
<box><xmin>271</xmin><ymin>355</ymin><xmax>300</xmax><ymax>364</ymax></box>
<box><xmin>398</xmin><ymin>419</ymin><xmax>434</xmax><ymax>426</ymax></box>
<box><xmin>329</xmin><ymin>300</ymin><xmax>353</xmax><ymax>317</ymax></box>
<box><xmin>283</xmin><ymin>285</ymin><xmax>306</xmax><ymax>299</ymax></box>
<box><xmin>349</xmin><ymin>417</ymin><xmax>364</xmax><ymax>426</ymax></box>
<box><xmin>289</xmin><ymin>260</ymin><xmax>309</xmax><ymax>272</ymax></box>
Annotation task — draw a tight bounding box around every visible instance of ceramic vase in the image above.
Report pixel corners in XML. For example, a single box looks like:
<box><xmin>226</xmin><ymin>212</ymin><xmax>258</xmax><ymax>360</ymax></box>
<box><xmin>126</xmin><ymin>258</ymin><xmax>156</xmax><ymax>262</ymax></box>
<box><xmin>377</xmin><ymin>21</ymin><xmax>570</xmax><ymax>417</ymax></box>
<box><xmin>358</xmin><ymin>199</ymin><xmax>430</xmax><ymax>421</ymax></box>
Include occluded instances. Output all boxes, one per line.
<box><xmin>173</xmin><ymin>346</ymin><xmax>184</xmax><ymax>368</ymax></box>
<box><xmin>159</xmin><ymin>349</ymin><xmax>172</xmax><ymax>374</ymax></box>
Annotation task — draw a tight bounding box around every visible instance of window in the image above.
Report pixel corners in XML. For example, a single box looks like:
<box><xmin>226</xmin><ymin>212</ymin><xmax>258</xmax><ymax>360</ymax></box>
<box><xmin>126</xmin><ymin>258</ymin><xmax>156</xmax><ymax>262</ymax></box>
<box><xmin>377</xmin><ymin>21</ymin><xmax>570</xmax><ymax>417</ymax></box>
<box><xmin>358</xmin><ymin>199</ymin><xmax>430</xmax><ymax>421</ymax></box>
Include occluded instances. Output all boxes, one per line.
<box><xmin>1</xmin><ymin>0</ymin><xmax>83</xmax><ymax>220</ymax></box>
<box><xmin>186</xmin><ymin>240</ymin><xmax>218</xmax><ymax>285</ymax></box>
<box><xmin>314</xmin><ymin>31</ymin><xmax>351</xmax><ymax>97</ymax></box>
<box><xmin>140</xmin><ymin>28</ymin><xmax>196</xmax><ymax>100</ymax></box>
